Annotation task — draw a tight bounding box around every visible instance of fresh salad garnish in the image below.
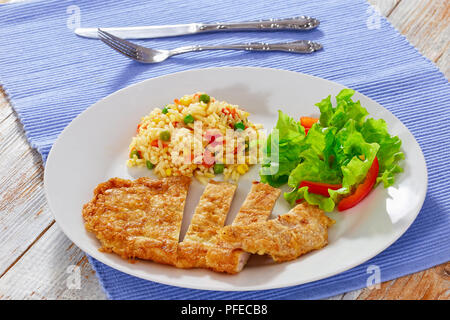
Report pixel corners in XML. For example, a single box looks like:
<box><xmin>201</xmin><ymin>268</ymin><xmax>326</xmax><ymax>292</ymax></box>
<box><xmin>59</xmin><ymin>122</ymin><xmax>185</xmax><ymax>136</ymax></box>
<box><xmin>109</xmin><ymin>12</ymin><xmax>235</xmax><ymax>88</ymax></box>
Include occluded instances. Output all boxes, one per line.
<box><xmin>260</xmin><ymin>89</ymin><xmax>404</xmax><ymax>212</ymax></box>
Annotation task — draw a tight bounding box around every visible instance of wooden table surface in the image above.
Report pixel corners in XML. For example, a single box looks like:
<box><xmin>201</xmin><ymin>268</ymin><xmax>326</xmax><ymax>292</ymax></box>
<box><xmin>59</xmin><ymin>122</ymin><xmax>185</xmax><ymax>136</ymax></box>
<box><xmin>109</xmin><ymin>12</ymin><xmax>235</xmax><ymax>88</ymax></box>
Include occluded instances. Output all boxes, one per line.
<box><xmin>0</xmin><ymin>0</ymin><xmax>448</xmax><ymax>300</ymax></box>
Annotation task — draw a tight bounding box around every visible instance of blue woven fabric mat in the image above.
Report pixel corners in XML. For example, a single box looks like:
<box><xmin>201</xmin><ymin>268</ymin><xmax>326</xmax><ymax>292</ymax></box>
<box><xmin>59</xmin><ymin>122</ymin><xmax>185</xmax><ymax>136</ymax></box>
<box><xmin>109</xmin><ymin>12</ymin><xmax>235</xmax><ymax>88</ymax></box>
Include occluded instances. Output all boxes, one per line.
<box><xmin>0</xmin><ymin>0</ymin><xmax>448</xmax><ymax>300</ymax></box>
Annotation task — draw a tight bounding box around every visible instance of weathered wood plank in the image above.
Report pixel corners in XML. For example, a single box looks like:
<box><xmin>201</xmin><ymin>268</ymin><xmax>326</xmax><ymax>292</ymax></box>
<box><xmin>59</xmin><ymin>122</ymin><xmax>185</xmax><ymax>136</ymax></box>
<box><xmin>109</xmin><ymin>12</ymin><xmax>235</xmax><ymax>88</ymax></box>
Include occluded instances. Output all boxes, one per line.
<box><xmin>387</xmin><ymin>0</ymin><xmax>449</xmax><ymax>63</ymax></box>
<box><xmin>356</xmin><ymin>262</ymin><xmax>450</xmax><ymax>300</ymax></box>
<box><xmin>0</xmin><ymin>90</ymin><xmax>106</xmax><ymax>299</ymax></box>
<box><xmin>0</xmin><ymin>91</ymin><xmax>54</xmax><ymax>274</ymax></box>
<box><xmin>0</xmin><ymin>223</ymin><xmax>106</xmax><ymax>300</ymax></box>
<box><xmin>435</xmin><ymin>44</ymin><xmax>449</xmax><ymax>78</ymax></box>
<box><xmin>367</xmin><ymin>0</ymin><xmax>401</xmax><ymax>17</ymax></box>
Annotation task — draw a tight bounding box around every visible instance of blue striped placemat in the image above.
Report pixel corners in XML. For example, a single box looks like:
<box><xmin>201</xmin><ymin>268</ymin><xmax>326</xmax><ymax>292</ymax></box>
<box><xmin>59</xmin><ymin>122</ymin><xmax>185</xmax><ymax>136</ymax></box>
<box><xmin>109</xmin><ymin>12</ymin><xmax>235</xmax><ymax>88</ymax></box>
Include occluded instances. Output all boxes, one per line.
<box><xmin>0</xmin><ymin>0</ymin><xmax>449</xmax><ymax>299</ymax></box>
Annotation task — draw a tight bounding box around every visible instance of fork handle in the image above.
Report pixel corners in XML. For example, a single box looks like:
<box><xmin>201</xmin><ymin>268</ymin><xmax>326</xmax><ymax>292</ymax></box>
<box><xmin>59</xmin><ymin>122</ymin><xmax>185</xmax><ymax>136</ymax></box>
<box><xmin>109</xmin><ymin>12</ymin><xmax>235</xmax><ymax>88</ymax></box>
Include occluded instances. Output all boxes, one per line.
<box><xmin>170</xmin><ymin>41</ymin><xmax>322</xmax><ymax>55</ymax></box>
<box><xmin>199</xmin><ymin>16</ymin><xmax>319</xmax><ymax>32</ymax></box>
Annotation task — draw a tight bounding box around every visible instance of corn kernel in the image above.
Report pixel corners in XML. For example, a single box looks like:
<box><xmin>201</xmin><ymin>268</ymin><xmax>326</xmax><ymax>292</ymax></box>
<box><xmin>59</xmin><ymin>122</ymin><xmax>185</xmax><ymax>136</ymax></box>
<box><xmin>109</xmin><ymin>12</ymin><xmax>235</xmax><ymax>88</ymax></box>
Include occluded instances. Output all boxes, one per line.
<box><xmin>179</xmin><ymin>96</ymin><xmax>192</xmax><ymax>106</ymax></box>
<box><xmin>165</xmin><ymin>168</ymin><xmax>172</xmax><ymax>176</ymax></box>
<box><xmin>236</xmin><ymin>164</ymin><xmax>248</xmax><ymax>174</ymax></box>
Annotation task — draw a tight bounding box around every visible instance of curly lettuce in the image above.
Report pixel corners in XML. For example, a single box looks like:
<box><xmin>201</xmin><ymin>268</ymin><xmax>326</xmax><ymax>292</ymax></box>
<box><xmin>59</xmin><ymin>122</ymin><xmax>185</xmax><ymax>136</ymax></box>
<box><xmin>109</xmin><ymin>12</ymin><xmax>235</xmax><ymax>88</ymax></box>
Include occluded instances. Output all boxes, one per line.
<box><xmin>260</xmin><ymin>89</ymin><xmax>404</xmax><ymax>211</ymax></box>
<box><xmin>260</xmin><ymin>110</ymin><xmax>306</xmax><ymax>187</ymax></box>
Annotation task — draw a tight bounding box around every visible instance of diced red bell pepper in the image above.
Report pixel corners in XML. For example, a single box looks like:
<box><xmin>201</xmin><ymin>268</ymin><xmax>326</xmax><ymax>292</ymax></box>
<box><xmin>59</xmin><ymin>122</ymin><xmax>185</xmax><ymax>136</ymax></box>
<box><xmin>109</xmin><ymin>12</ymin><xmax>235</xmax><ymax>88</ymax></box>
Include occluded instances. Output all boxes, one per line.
<box><xmin>298</xmin><ymin>181</ymin><xmax>342</xmax><ymax>197</ymax></box>
<box><xmin>222</xmin><ymin>106</ymin><xmax>237</xmax><ymax>118</ymax></box>
<box><xmin>338</xmin><ymin>157</ymin><xmax>379</xmax><ymax>211</ymax></box>
<box><xmin>150</xmin><ymin>139</ymin><xmax>159</xmax><ymax>147</ymax></box>
<box><xmin>202</xmin><ymin>150</ymin><xmax>215</xmax><ymax>167</ymax></box>
<box><xmin>300</xmin><ymin>117</ymin><xmax>319</xmax><ymax>128</ymax></box>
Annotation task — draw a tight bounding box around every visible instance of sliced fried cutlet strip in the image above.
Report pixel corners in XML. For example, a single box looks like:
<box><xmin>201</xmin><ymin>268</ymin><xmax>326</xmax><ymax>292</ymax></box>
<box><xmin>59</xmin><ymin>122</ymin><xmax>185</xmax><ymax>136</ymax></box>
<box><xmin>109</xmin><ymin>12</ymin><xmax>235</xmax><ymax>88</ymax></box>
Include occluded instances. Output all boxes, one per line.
<box><xmin>218</xmin><ymin>202</ymin><xmax>335</xmax><ymax>262</ymax></box>
<box><xmin>176</xmin><ymin>180</ymin><xmax>237</xmax><ymax>268</ymax></box>
<box><xmin>205</xmin><ymin>181</ymin><xmax>281</xmax><ymax>274</ymax></box>
<box><xmin>82</xmin><ymin>176</ymin><xmax>191</xmax><ymax>265</ymax></box>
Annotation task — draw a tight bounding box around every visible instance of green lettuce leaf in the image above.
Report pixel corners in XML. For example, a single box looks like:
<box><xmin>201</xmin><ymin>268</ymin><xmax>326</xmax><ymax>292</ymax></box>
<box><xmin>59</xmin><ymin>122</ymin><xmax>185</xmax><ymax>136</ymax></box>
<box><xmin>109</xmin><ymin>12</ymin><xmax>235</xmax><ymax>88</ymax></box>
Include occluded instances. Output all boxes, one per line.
<box><xmin>283</xmin><ymin>124</ymin><xmax>342</xmax><ymax>209</ymax></box>
<box><xmin>328</xmin><ymin>120</ymin><xmax>380</xmax><ymax>202</ymax></box>
<box><xmin>315</xmin><ymin>95</ymin><xmax>333</xmax><ymax>127</ymax></box>
<box><xmin>260</xmin><ymin>110</ymin><xmax>306</xmax><ymax>187</ymax></box>
<box><xmin>260</xmin><ymin>89</ymin><xmax>404</xmax><ymax>210</ymax></box>
<box><xmin>361</xmin><ymin>118</ymin><xmax>404</xmax><ymax>187</ymax></box>
<box><xmin>315</xmin><ymin>89</ymin><xmax>369</xmax><ymax>130</ymax></box>
<box><xmin>284</xmin><ymin>187</ymin><xmax>336</xmax><ymax>212</ymax></box>
<box><xmin>287</xmin><ymin>125</ymin><xmax>341</xmax><ymax>189</ymax></box>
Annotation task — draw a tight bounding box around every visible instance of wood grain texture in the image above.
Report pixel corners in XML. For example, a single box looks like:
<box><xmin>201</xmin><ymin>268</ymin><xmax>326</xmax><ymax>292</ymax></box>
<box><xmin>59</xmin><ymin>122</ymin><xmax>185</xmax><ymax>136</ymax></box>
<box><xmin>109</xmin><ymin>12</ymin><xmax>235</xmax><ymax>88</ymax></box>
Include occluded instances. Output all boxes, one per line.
<box><xmin>0</xmin><ymin>91</ymin><xmax>53</xmax><ymax>274</ymax></box>
<box><xmin>435</xmin><ymin>43</ymin><xmax>449</xmax><ymax>77</ymax></box>
<box><xmin>384</xmin><ymin>0</ymin><xmax>449</xmax><ymax>63</ymax></box>
<box><xmin>357</xmin><ymin>262</ymin><xmax>450</xmax><ymax>300</ymax></box>
<box><xmin>0</xmin><ymin>90</ymin><xmax>108</xmax><ymax>299</ymax></box>
<box><xmin>0</xmin><ymin>0</ymin><xmax>448</xmax><ymax>300</ymax></box>
<box><xmin>0</xmin><ymin>223</ymin><xmax>106</xmax><ymax>300</ymax></box>
<box><xmin>368</xmin><ymin>0</ymin><xmax>401</xmax><ymax>16</ymax></box>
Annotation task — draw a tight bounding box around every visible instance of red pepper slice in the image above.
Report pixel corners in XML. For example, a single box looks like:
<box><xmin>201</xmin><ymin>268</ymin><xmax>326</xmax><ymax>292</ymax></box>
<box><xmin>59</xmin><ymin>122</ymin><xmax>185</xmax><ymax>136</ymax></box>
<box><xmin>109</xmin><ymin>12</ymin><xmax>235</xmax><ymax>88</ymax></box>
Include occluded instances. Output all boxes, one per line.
<box><xmin>338</xmin><ymin>157</ymin><xmax>379</xmax><ymax>211</ymax></box>
<box><xmin>299</xmin><ymin>181</ymin><xmax>342</xmax><ymax>197</ymax></box>
<box><xmin>150</xmin><ymin>139</ymin><xmax>159</xmax><ymax>147</ymax></box>
<box><xmin>300</xmin><ymin>117</ymin><xmax>319</xmax><ymax>128</ymax></box>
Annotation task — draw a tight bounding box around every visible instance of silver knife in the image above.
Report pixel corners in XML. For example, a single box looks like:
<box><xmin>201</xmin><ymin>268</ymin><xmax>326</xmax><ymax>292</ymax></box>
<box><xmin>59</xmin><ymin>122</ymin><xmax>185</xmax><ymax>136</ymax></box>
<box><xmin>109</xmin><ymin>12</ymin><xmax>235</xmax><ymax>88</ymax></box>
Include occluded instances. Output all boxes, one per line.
<box><xmin>75</xmin><ymin>16</ymin><xmax>319</xmax><ymax>39</ymax></box>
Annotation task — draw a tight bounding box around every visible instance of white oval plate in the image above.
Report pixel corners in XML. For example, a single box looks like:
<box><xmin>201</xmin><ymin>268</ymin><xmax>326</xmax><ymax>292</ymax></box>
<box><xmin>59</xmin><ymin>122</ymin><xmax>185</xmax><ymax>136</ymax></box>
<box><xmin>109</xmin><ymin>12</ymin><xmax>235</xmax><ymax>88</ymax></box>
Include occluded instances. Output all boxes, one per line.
<box><xmin>44</xmin><ymin>67</ymin><xmax>427</xmax><ymax>291</ymax></box>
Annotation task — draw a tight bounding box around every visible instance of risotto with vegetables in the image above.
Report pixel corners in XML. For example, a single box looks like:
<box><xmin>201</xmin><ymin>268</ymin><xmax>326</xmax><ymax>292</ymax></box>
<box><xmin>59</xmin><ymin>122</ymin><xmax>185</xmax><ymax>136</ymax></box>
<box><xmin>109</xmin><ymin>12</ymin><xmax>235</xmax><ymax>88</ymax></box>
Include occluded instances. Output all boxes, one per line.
<box><xmin>127</xmin><ymin>93</ymin><xmax>263</xmax><ymax>183</ymax></box>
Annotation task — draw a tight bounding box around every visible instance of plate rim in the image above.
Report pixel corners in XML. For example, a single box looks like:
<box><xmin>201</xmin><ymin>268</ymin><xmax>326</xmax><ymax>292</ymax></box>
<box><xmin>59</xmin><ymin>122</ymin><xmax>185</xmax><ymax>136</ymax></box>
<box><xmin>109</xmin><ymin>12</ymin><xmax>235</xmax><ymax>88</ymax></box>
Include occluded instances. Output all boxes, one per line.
<box><xmin>44</xmin><ymin>66</ymin><xmax>428</xmax><ymax>291</ymax></box>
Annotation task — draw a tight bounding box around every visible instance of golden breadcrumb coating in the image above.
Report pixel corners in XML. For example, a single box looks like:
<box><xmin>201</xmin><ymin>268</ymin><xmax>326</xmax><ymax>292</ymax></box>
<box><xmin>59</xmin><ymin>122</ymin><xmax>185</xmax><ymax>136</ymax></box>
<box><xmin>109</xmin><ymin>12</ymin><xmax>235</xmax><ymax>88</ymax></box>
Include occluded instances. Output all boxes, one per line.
<box><xmin>82</xmin><ymin>176</ymin><xmax>190</xmax><ymax>265</ymax></box>
<box><xmin>218</xmin><ymin>202</ymin><xmax>334</xmax><ymax>262</ymax></box>
<box><xmin>176</xmin><ymin>180</ymin><xmax>237</xmax><ymax>269</ymax></box>
<box><xmin>205</xmin><ymin>181</ymin><xmax>281</xmax><ymax>274</ymax></box>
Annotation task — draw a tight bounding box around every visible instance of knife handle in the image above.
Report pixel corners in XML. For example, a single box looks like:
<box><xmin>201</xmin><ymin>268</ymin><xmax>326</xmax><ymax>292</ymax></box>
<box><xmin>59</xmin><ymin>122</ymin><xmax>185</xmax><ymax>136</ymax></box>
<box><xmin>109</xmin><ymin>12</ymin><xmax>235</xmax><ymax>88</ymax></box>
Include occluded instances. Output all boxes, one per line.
<box><xmin>198</xmin><ymin>16</ymin><xmax>320</xmax><ymax>32</ymax></box>
<box><xmin>170</xmin><ymin>40</ymin><xmax>323</xmax><ymax>56</ymax></box>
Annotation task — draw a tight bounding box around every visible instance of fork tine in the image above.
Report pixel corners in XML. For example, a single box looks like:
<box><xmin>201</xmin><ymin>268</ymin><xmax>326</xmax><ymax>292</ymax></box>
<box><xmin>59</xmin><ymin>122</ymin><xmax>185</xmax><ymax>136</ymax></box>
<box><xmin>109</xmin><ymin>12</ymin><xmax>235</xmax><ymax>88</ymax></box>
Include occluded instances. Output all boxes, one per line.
<box><xmin>98</xmin><ymin>30</ymin><xmax>139</xmax><ymax>60</ymax></box>
<box><xmin>98</xmin><ymin>29</ymin><xmax>142</xmax><ymax>52</ymax></box>
<box><xmin>98</xmin><ymin>29</ymin><xmax>137</xmax><ymax>54</ymax></box>
<box><xmin>99</xmin><ymin>36</ymin><xmax>138</xmax><ymax>60</ymax></box>
<box><xmin>99</xmin><ymin>34</ymin><xmax>136</xmax><ymax>56</ymax></box>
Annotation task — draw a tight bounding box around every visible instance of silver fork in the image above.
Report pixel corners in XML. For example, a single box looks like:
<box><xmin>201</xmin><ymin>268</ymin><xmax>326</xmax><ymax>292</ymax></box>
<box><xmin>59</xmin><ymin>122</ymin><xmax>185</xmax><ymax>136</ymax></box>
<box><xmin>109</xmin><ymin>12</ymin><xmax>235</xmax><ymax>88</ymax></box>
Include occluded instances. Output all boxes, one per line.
<box><xmin>98</xmin><ymin>29</ymin><xmax>322</xmax><ymax>63</ymax></box>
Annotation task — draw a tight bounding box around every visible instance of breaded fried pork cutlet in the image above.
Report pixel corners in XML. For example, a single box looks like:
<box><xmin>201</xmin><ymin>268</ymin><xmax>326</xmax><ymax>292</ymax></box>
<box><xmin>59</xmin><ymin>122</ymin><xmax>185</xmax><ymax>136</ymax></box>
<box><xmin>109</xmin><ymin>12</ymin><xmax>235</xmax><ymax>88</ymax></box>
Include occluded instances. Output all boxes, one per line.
<box><xmin>205</xmin><ymin>181</ymin><xmax>281</xmax><ymax>274</ymax></box>
<box><xmin>82</xmin><ymin>176</ymin><xmax>190</xmax><ymax>265</ymax></box>
<box><xmin>176</xmin><ymin>180</ymin><xmax>237</xmax><ymax>269</ymax></box>
<box><xmin>218</xmin><ymin>202</ymin><xmax>334</xmax><ymax>262</ymax></box>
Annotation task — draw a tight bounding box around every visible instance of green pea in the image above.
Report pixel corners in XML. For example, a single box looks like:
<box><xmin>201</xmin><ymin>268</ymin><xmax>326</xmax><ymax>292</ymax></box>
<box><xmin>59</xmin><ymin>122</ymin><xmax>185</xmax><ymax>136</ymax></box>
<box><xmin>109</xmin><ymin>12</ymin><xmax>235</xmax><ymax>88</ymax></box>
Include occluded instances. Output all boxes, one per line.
<box><xmin>199</xmin><ymin>94</ymin><xmax>210</xmax><ymax>104</ymax></box>
<box><xmin>183</xmin><ymin>114</ymin><xmax>194</xmax><ymax>124</ymax></box>
<box><xmin>146</xmin><ymin>160</ymin><xmax>154</xmax><ymax>170</ymax></box>
<box><xmin>159</xmin><ymin>130</ymin><xmax>171</xmax><ymax>141</ymax></box>
<box><xmin>234</xmin><ymin>122</ymin><xmax>245</xmax><ymax>131</ymax></box>
<box><xmin>213</xmin><ymin>163</ymin><xmax>224</xmax><ymax>174</ymax></box>
<box><xmin>162</xmin><ymin>106</ymin><xmax>170</xmax><ymax>114</ymax></box>
<box><xmin>129</xmin><ymin>150</ymin><xmax>141</xmax><ymax>159</ymax></box>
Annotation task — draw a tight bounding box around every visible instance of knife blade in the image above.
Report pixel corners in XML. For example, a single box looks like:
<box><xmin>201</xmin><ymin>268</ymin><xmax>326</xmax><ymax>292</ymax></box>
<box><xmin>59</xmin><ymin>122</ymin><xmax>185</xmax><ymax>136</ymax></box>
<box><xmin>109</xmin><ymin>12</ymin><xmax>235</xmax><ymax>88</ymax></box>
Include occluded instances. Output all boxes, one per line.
<box><xmin>75</xmin><ymin>16</ymin><xmax>320</xmax><ymax>39</ymax></box>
